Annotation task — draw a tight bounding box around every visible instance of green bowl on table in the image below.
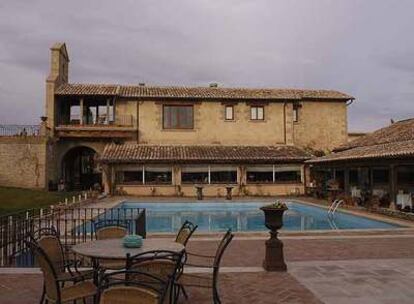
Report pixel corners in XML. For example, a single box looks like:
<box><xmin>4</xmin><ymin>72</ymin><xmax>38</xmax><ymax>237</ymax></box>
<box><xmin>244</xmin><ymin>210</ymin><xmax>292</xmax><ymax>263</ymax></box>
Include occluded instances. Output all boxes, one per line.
<box><xmin>122</xmin><ymin>235</ymin><xmax>143</xmax><ymax>248</ymax></box>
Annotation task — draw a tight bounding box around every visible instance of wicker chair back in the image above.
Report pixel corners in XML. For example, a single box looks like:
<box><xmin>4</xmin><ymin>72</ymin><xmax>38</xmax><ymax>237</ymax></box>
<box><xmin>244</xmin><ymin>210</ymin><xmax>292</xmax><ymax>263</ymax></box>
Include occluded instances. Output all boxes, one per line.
<box><xmin>175</xmin><ymin>220</ymin><xmax>198</xmax><ymax>246</ymax></box>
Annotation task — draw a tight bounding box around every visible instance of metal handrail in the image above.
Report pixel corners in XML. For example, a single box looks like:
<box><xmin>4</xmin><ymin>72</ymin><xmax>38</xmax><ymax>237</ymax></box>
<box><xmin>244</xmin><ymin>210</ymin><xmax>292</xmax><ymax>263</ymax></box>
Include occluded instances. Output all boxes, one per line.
<box><xmin>327</xmin><ymin>199</ymin><xmax>343</xmax><ymax>217</ymax></box>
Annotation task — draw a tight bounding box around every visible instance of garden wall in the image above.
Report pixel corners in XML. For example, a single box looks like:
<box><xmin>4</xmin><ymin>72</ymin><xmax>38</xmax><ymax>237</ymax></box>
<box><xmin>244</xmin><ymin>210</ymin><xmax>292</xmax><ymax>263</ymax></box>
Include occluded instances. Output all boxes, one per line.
<box><xmin>0</xmin><ymin>137</ymin><xmax>48</xmax><ymax>189</ymax></box>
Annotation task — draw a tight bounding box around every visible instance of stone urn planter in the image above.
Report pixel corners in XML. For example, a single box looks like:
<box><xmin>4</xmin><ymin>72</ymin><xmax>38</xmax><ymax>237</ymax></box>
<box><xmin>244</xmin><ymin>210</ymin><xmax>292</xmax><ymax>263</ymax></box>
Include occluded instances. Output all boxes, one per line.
<box><xmin>195</xmin><ymin>185</ymin><xmax>204</xmax><ymax>200</ymax></box>
<box><xmin>260</xmin><ymin>201</ymin><xmax>288</xmax><ymax>271</ymax></box>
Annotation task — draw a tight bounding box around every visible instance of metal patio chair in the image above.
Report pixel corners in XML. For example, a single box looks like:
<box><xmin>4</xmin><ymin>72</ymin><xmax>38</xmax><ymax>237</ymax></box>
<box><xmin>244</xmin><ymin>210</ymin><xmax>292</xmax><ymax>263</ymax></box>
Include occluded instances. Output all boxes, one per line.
<box><xmin>29</xmin><ymin>227</ymin><xmax>94</xmax><ymax>303</ymax></box>
<box><xmin>94</xmin><ymin>219</ymin><xmax>129</xmax><ymax>271</ymax></box>
<box><xmin>94</xmin><ymin>219</ymin><xmax>129</xmax><ymax>240</ymax></box>
<box><xmin>27</xmin><ymin>240</ymin><xmax>97</xmax><ymax>304</ymax></box>
<box><xmin>126</xmin><ymin>250</ymin><xmax>185</xmax><ymax>304</ymax></box>
<box><xmin>175</xmin><ymin>220</ymin><xmax>198</xmax><ymax>247</ymax></box>
<box><xmin>175</xmin><ymin>228</ymin><xmax>234</xmax><ymax>304</ymax></box>
<box><xmin>98</xmin><ymin>270</ymin><xmax>169</xmax><ymax>304</ymax></box>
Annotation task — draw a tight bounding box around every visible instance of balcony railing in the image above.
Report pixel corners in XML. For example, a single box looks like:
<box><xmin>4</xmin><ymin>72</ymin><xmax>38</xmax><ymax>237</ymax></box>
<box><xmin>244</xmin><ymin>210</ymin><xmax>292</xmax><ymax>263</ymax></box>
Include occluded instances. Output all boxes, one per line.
<box><xmin>0</xmin><ymin>125</ymin><xmax>40</xmax><ymax>137</ymax></box>
<box><xmin>58</xmin><ymin>114</ymin><xmax>135</xmax><ymax>127</ymax></box>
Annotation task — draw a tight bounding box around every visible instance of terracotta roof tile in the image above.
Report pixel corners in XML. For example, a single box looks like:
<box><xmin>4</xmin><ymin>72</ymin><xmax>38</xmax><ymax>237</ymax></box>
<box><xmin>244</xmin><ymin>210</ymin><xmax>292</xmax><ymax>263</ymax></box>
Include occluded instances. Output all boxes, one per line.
<box><xmin>335</xmin><ymin>118</ymin><xmax>414</xmax><ymax>152</ymax></box>
<box><xmin>55</xmin><ymin>84</ymin><xmax>353</xmax><ymax>101</ymax></box>
<box><xmin>307</xmin><ymin>140</ymin><xmax>414</xmax><ymax>163</ymax></box>
<box><xmin>55</xmin><ymin>84</ymin><xmax>119</xmax><ymax>95</ymax></box>
<box><xmin>100</xmin><ymin>144</ymin><xmax>312</xmax><ymax>164</ymax></box>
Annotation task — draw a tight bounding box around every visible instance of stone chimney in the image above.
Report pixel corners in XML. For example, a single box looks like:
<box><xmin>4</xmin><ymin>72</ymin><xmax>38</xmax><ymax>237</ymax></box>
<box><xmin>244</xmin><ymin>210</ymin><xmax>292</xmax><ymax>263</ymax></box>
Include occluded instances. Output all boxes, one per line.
<box><xmin>48</xmin><ymin>43</ymin><xmax>69</xmax><ymax>84</ymax></box>
<box><xmin>45</xmin><ymin>43</ymin><xmax>69</xmax><ymax>131</ymax></box>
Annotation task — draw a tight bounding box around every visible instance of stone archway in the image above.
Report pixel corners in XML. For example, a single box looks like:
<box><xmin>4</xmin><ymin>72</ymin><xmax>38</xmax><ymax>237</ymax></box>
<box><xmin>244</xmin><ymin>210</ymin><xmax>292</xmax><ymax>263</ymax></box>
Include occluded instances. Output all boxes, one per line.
<box><xmin>61</xmin><ymin>146</ymin><xmax>101</xmax><ymax>191</ymax></box>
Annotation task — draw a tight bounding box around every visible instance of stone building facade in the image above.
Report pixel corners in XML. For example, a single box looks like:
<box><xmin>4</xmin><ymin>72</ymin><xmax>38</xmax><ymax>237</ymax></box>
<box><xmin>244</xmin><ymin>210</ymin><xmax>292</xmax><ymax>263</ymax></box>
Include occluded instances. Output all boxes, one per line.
<box><xmin>0</xmin><ymin>136</ymin><xmax>49</xmax><ymax>189</ymax></box>
<box><xmin>41</xmin><ymin>43</ymin><xmax>354</xmax><ymax>196</ymax></box>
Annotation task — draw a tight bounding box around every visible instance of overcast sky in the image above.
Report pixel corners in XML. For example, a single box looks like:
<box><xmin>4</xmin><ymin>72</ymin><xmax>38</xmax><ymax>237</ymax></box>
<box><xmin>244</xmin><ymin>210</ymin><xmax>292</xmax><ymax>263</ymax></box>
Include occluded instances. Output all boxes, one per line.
<box><xmin>0</xmin><ymin>0</ymin><xmax>413</xmax><ymax>131</ymax></box>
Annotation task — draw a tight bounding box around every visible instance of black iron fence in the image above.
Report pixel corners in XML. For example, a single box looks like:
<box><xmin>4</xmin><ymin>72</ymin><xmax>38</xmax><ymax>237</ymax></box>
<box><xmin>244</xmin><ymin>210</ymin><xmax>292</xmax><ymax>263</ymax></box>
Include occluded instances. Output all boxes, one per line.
<box><xmin>0</xmin><ymin>125</ymin><xmax>40</xmax><ymax>137</ymax></box>
<box><xmin>0</xmin><ymin>206</ymin><xmax>146</xmax><ymax>267</ymax></box>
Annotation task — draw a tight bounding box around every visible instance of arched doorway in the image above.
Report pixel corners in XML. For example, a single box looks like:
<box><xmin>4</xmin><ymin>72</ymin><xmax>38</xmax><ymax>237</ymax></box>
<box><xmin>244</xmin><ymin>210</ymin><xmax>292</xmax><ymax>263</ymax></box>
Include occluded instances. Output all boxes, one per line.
<box><xmin>62</xmin><ymin>146</ymin><xmax>101</xmax><ymax>191</ymax></box>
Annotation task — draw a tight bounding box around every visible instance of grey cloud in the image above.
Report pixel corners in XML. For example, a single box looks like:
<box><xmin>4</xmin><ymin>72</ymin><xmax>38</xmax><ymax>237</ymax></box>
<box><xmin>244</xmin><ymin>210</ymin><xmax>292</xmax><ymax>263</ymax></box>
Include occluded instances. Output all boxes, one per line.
<box><xmin>382</xmin><ymin>52</ymin><xmax>414</xmax><ymax>73</ymax></box>
<box><xmin>0</xmin><ymin>0</ymin><xmax>413</xmax><ymax>130</ymax></box>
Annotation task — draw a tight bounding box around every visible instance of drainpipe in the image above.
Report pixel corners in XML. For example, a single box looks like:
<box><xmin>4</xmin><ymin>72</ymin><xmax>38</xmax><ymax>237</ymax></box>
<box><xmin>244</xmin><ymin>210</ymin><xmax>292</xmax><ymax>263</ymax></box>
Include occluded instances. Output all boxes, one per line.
<box><xmin>136</xmin><ymin>101</ymin><xmax>140</xmax><ymax>143</ymax></box>
<box><xmin>283</xmin><ymin>102</ymin><xmax>287</xmax><ymax>144</ymax></box>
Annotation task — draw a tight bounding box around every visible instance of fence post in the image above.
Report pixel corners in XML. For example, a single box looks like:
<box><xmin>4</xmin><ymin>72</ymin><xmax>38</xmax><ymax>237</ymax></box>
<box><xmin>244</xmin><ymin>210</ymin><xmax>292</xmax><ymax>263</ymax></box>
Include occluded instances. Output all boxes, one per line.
<box><xmin>65</xmin><ymin>198</ymin><xmax>68</xmax><ymax>205</ymax></box>
<box><xmin>72</xmin><ymin>196</ymin><xmax>76</xmax><ymax>204</ymax></box>
<box><xmin>8</xmin><ymin>216</ymin><xmax>13</xmax><ymax>265</ymax></box>
<box><xmin>135</xmin><ymin>209</ymin><xmax>146</xmax><ymax>239</ymax></box>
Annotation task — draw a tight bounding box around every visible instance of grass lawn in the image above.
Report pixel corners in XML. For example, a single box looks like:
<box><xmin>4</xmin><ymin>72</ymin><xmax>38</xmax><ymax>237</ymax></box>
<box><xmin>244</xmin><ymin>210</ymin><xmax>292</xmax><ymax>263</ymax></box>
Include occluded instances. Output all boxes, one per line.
<box><xmin>0</xmin><ymin>186</ymin><xmax>80</xmax><ymax>216</ymax></box>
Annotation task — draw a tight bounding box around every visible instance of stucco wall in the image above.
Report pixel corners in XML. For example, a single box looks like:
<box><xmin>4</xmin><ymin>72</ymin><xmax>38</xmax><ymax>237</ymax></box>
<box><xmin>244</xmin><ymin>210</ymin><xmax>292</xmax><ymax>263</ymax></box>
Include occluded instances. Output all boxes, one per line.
<box><xmin>137</xmin><ymin>101</ymin><xmax>287</xmax><ymax>145</ymax></box>
<box><xmin>0</xmin><ymin>137</ymin><xmax>48</xmax><ymax>189</ymax></box>
<box><xmin>293</xmin><ymin>101</ymin><xmax>348</xmax><ymax>152</ymax></box>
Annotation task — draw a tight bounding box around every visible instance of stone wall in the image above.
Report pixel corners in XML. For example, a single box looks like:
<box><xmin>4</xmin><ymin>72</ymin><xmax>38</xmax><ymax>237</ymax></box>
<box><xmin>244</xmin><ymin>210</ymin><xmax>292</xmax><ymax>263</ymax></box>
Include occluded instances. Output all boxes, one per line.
<box><xmin>134</xmin><ymin>100</ymin><xmax>348</xmax><ymax>150</ymax></box>
<box><xmin>0</xmin><ymin>137</ymin><xmax>48</xmax><ymax>189</ymax></box>
<box><xmin>137</xmin><ymin>100</ymin><xmax>288</xmax><ymax>145</ymax></box>
<box><xmin>293</xmin><ymin>101</ymin><xmax>348</xmax><ymax>152</ymax></box>
<box><xmin>348</xmin><ymin>132</ymin><xmax>367</xmax><ymax>142</ymax></box>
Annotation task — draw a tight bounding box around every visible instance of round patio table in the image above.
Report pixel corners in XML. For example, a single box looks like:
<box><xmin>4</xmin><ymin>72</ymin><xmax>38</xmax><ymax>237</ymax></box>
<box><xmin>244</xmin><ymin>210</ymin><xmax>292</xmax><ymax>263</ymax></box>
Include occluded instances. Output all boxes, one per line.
<box><xmin>72</xmin><ymin>238</ymin><xmax>184</xmax><ymax>260</ymax></box>
<box><xmin>71</xmin><ymin>238</ymin><xmax>185</xmax><ymax>283</ymax></box>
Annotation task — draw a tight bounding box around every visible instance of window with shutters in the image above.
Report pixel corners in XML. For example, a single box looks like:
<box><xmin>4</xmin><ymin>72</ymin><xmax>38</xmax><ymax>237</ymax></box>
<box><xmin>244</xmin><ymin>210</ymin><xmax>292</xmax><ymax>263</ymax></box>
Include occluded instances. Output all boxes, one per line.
<box><xmin>163</xmin><ymin>105</ymin><xmax>194</xmax><ymax>129</ymax></box>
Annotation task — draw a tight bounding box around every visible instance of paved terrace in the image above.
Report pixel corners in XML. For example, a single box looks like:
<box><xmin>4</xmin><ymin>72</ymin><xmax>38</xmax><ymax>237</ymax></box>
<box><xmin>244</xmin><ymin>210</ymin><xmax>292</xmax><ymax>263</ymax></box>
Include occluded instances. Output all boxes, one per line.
<box><xmin>1</xmin><ymin>230</ymin><xmax>414</xmax><ymax>304</ymax></box>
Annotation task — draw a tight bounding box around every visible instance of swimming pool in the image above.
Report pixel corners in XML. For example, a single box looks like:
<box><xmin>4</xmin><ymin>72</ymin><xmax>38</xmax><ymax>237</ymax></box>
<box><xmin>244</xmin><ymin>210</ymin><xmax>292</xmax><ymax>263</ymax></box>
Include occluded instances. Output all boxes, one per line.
<box><xmin>120</xmin><ymin>201</ymin><xmax>400</xmax><ymax>232</ymax></box>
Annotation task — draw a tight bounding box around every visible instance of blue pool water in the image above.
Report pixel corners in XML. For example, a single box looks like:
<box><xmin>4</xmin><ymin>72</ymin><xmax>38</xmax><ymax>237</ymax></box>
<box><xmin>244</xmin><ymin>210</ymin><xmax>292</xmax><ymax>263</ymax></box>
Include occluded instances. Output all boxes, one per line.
<box><xmin>120</xmin><ymin>201</ymin><xmax>400</xmax><ymax>232</ymax></box>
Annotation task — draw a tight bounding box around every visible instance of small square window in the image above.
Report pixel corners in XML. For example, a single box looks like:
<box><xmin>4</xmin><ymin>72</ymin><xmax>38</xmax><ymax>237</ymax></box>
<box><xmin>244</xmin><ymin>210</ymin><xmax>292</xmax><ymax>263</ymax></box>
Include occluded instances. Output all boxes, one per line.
<box><xmin>225</xmin><ymin>105</ymin><xmax>234</xmax><ymax>120</ymax></box>
<box><xmin>293</xmin><ymin>108</ymin><xmax>299</xmax><ymax>122</ymax></box>
<box><xmin>251</xmin><ymin>106</ymin><xmax>264</xmax><ymax>120</ymax></box>
<box><xmin>293</xmin><ymin>104</ymin><xmax>301</xmax><ymax>122</ymax></box>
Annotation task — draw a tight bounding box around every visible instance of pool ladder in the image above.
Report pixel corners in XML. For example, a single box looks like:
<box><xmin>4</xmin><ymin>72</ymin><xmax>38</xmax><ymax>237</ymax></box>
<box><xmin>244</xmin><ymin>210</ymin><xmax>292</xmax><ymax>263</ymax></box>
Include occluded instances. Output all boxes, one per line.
<box><xmin>328</xmin><ymin>199</ymin><xmax>343</xmax><ymax>217</ymax></box>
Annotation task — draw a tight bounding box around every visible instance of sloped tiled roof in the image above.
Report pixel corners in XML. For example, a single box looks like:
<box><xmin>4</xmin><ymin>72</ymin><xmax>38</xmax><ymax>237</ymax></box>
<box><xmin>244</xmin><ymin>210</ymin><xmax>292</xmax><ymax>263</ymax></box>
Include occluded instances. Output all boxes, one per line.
<box><xmin>335</xmin><ymin>118</ymin><xmax>414</xmax><ymax>152</ymax></box>
<box><xmin>55</xmin><ymin>84</ymin><xmax>119</xmax><ymax>95</ymax></box>
<box><xmin>55</xmin><ymin>83</ymin><xmax>353</xmax><ymax>101</ymax></box>
<box><xmin>308</xmin><ymin>140</ymin><xmax>414</xmax><ymax>163</ymax></box>
<box><xmin>308</xmin><ymin>118</ymin><xmax>414</xmax><ymax>164</ymax></box>
<box><xmin>100</xmin><ymin>144</ymin><xmax>312</xmax><ymax>164</ymax></box>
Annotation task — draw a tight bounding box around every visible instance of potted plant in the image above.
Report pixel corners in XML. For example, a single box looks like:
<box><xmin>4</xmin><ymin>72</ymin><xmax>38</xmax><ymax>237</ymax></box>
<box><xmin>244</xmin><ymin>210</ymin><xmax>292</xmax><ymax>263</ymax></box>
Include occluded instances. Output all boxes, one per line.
<box><xmin>260</xmin><ymin>201</ymin><xmax>288</xmax><ymax>231</ymax></box>
<box><xmin>260</xmin><ymin>200</ymin><xmax>288</xmax><ymax>271</ymax></box>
